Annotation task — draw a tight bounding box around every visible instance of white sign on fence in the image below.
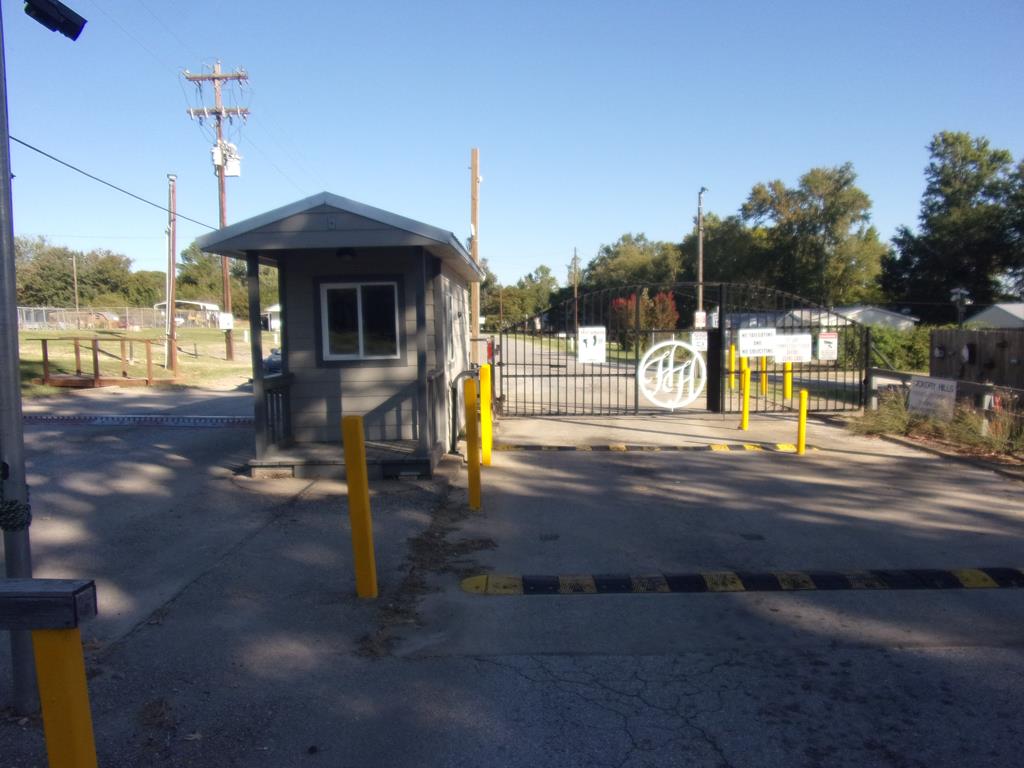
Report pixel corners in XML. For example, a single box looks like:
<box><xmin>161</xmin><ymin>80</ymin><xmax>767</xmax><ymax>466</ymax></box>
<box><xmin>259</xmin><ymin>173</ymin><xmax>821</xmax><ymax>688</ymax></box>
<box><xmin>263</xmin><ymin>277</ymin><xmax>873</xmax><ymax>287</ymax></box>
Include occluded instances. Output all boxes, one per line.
<box><xmin>690</xmin><ymin>331</ymin><xmax>708</xmax><ymax>352</ymax></box>
<box><xmin>693</xmin><ymin>311</ymin><xmax>707</xmax><ymax>330</ymax></box>
<box><xmin>577</xmin><ymin>326</ymin><xmax>607</xmax><ymax>364</ymax></box>
<box><xmin>773</xmin><ymin>334</ymin><xmax>812</xmax><ymax>363</ymax></box>
<box><xmin>817</xmin><ymin>331</ymin><xmax>839</xmax><ymax>361</ymax></box>
<box><xmin>907</xmin><ymin>376</ymin><xmax>956</xmax><ymax>419</ymax></box>
<box><xmin>737</xmin><ymin>327</ymin><xmax>776</xmax><ymax>357</ymax></box>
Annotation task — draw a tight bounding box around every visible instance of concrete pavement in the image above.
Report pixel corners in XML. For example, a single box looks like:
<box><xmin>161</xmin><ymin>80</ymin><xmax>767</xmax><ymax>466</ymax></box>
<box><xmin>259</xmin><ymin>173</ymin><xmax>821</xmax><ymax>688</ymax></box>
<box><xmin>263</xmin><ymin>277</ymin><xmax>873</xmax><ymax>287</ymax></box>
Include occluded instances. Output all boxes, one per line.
<box><xmin>0</xmin><ymin>389</ymin><xmax>1022</xmax><ymax>767</ymax></box>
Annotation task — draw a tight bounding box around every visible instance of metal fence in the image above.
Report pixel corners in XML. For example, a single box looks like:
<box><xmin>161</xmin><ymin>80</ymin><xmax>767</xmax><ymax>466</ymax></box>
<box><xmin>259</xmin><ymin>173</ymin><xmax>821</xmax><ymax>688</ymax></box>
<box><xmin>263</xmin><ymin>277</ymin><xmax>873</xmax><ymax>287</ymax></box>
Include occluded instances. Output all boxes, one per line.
<box><xmin>495</xmin><ymin>282</ymin><xmax>868</xmax><ymax>416</ymax></box>
<box><xmin>17</xmin><ymin>306</ymin><xmax>219</xmax><ymax>331</ymax></box>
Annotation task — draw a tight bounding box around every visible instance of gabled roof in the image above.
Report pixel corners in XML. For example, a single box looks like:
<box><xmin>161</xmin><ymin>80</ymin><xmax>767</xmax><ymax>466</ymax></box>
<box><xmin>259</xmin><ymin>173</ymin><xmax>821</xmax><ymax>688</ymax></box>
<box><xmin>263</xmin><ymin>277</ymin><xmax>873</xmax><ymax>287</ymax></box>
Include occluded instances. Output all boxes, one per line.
<box><xmin>834</xmin><ymin>305</ymin><xmax>920</xmax><ymax>323</ymax></box>
<box><xmin>966</xmin><ymin>303</ymin><xmax>1024</xmax><ymax>327</ymax></box>
<box><xmin>195</xmin><ymin>192</ymin><xmax>482</xmax><ymax>282</ymax></box>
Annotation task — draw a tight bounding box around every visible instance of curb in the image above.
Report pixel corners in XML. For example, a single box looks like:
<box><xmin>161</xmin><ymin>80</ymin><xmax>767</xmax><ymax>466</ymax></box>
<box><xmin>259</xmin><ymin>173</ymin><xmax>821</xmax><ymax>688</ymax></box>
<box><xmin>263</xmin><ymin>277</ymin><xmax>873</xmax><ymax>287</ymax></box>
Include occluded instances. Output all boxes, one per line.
<box><xmin>877</xmin><ymin>433</ymin><xmax>1024</xmax><ymax>483</ymax></box>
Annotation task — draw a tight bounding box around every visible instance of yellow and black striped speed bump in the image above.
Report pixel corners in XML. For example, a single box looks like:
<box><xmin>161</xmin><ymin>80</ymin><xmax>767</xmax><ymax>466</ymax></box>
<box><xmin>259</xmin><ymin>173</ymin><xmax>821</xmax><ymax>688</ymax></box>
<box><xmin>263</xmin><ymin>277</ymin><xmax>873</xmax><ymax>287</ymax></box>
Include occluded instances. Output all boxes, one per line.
<box><xmin>461</xmin><ymin>568</ymin><xmax>1024</xmax><ymax>595</ymax></box>
<box><xmin>494</xmin><ymin>442</ymin><xmax>815</xmax><ymax>453</ymax></box>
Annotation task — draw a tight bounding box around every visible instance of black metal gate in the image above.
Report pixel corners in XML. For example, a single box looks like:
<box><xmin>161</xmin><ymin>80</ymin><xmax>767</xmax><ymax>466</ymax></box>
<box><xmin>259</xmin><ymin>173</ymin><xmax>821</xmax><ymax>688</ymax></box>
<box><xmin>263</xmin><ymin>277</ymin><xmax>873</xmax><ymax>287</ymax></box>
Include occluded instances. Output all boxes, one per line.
<box><xmin>494</xmin><ymin>283</ymin><xmax>869</xmax><ymax>416</ymax></box>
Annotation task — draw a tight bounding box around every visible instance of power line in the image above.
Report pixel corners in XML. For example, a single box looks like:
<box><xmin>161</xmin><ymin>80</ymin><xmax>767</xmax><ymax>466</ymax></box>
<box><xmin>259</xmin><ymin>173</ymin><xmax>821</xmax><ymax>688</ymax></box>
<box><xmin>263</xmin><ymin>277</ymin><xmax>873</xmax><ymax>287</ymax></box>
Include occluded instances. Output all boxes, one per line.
<box><xmin>11</xmin><ymin>136</ymin><xmax>216</xmax><ymax>230</ymax></box>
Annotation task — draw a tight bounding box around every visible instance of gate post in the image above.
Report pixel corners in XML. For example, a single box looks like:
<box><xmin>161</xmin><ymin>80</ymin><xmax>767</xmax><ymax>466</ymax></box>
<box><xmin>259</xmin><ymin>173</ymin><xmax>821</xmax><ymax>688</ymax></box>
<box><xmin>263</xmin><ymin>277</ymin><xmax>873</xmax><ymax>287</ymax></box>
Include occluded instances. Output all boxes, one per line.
<box><xmin>633</xmin><ymin>289</ymin><xmax>641</xmax><ymax>414</ymax></box>
<box><xmin>863</xmin><ymin>327</ymin><xmax>874</xmax><ymax>410</ymax></box>
<box><xmin>706</xmin><ymin>284</ymin><xmax>726</xmax><ymax>413</ymax></box>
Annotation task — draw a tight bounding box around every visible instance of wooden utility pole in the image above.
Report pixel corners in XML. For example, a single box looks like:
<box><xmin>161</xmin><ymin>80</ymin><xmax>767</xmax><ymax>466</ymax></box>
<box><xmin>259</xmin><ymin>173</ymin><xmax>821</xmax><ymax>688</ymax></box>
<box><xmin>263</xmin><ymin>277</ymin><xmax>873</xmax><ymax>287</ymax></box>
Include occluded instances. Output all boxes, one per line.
<box><xmin>184</xmin><ymin>61</ymin><xmax>249</xmax><ymax>361</ymax></box>
<box><xmin>470</xmin><ymin>148</ymin><xmax>480</xmax><ymax>363</ymax></box>
<box><xmin>166</xmin><ymin>174</ymin><xmax>178</xmax><ymax>374</ymax></box>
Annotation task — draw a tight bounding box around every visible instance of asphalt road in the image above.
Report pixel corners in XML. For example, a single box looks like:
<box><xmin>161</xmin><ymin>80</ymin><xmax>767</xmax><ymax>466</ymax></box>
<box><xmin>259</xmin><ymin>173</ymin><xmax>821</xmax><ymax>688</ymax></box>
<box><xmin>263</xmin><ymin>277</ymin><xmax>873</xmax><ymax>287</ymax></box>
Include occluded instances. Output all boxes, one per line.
<box><xmin>0</xmin><ymin>389</ymin><xmax>1022</xmax><ymax>767</ymax></box>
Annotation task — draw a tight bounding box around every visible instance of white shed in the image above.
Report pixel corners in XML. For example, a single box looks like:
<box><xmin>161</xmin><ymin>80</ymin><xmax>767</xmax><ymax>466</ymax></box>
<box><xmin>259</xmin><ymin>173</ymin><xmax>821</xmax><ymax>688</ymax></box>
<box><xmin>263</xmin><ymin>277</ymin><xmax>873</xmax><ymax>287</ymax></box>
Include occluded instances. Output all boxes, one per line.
<box><xmin>965</xmin><ymin>303</ymin><xmax>1024</xmax><ymax>329</ymax></box>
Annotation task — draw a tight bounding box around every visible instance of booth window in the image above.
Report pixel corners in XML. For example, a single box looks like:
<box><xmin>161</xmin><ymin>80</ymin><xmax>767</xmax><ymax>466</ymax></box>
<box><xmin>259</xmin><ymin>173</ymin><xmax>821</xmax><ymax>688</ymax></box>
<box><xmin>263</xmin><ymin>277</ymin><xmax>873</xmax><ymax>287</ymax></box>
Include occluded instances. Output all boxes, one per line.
<box><xmin>320</xmin><ymin>281</ymin><xmax>400</xmax><ymax>360</ymax></box>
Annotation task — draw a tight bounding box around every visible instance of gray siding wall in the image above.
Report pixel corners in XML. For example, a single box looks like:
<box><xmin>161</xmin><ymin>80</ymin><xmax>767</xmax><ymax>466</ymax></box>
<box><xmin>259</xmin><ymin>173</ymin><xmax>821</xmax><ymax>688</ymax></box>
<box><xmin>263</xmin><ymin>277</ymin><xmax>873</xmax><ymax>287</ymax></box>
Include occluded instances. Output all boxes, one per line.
<box><xmin>284</xmin><ymin>248</ymin><xmax>431</xmax><ymax>443</ymax></box>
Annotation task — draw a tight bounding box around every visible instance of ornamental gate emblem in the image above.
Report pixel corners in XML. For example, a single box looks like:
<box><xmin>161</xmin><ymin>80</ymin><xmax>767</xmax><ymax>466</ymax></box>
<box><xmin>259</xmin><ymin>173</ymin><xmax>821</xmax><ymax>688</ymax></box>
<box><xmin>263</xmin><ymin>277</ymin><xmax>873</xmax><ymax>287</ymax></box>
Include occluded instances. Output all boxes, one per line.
<box><xmin>636</xmin><ymin>340</ymin><xmax>707</xmax><ymax>411</ymax></box>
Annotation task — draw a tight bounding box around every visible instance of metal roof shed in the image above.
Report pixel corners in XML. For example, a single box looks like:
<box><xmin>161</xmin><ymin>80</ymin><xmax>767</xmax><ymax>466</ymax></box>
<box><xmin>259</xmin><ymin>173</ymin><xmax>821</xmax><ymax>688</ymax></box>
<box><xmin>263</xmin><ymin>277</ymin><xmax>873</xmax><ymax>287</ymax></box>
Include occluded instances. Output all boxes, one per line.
<box><xmin>197</xmin><ymin>192</ymin><xmax>482</xmax><ymax>478</ymax></box>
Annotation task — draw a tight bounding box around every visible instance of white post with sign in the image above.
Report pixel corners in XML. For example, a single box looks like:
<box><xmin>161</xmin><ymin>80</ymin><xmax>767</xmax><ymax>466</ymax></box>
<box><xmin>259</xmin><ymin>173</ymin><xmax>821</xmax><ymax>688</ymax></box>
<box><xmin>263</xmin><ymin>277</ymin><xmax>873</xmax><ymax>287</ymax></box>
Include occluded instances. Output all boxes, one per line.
<box><xmin>737</xmin><ymin>328</ymin><xmax>776</xmax><ymax>358</ymax></box>
<box><xmin>772</xmin><ymin>334</ymin><xmax>812</xmax><ymax>364</ymax></box>
<box><xmin>817</xmin><ymin>331</ymin><xmax>839</xmax><ymax>361</ymax></box>
<box><xmin>576</xmin><ymin>326</ymin><xmax>607</xmax><ymax>364</ymax></box>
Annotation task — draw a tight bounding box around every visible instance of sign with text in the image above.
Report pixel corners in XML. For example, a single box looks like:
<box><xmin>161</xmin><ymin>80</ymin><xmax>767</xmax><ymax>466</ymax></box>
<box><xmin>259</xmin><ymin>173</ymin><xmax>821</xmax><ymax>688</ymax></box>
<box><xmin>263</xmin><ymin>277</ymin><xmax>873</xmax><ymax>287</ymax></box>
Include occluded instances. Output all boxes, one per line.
<box><xmin>907</xmin><ymin>376</ymin><xmax>956</xmax><ymax>420</ymax></box>
<box><xmin>772</xmin><ymin>334</ymin><xmax>812</xmax><ymax>363</ymax></box>
<box><xmin>577</xmin><ymin>326</ymin><xmax>607</xmax><ymax>364</ymax></box>
<box><xmin>690</xmin><ymin>331</ymin><xmax>708</xmax><ymax>352</ymax></box>
<box><xmin>693</xmin><ymin>311</ymin><xmax>707</xmax><ymax>330</ymax></box>
<box><xmin>816</xmin><ymin>331</ymin><xmax>839</xmax><ymax>361</ymax></box>
<box><xmin>737</xmin><ymin>327</ymin><xmax>776</xmax><ymax>357</ymax></box>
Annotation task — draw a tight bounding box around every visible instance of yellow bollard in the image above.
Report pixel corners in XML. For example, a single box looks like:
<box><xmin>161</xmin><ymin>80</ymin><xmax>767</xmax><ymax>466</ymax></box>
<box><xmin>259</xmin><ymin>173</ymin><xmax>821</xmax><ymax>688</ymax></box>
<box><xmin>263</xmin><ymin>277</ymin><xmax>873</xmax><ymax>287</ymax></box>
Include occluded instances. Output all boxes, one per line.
<box><xmin>760</xmin><ymin>355</ymin><xmax>768</xmax><ymax>396</ymax></box>
<box><xmin>480</xmin><ymin>364</ymin><xmax>492</xmax><ymax>466</ymax></box>
<box><xmin>32</xmin><ymin>628</ymin><xmax>98</xmax><ymax>768</ymax></box>
<box><xmin>341</xmin><ymin>415</ymin><xmax>378</xmax><ymax>598</ymax></box>
<box><xmin>783</xmin><ymin>362</ymin><xmax>792</xmax><ymax>400</ymax></box>
<box><xmin>464</xmin><ymin>378</ymin><xmax>482</xmax><ymax>510</ymax></box>
<box><xmin>728</xmin><ymin>344</ymin><xmax>737</xmax><ymax>391</ymax></box>
<box><xmin>740</xmin><ymin>367</ymin><xmax>751</xmax><ymax>431</ymax></box>
<box><xmin>797</xmin><ymin>389</ymin><xmax>808</xmax><ymax>455</ymax></box>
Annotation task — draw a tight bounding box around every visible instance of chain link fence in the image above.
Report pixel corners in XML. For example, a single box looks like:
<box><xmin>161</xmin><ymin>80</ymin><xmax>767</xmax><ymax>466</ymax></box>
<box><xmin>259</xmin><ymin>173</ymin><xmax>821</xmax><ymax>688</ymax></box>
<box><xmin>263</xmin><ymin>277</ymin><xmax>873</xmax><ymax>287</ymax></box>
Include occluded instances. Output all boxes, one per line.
<box><xmin>17</xmin><ymin>306</ymin><xmax>220</xmax><ymax>331</ymax></box>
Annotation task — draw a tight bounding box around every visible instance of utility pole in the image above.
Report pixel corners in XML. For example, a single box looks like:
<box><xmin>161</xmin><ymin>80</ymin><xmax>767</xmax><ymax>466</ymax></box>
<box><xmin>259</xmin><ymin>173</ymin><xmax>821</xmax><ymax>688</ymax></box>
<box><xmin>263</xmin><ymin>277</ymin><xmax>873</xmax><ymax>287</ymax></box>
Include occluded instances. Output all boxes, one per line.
<box><xmin>184</xmin><ymin>61</ymin><xmax>248</xmax><ymax>361</ymax></box>
<box><xmin>166</xmin><ymin>174</ymin><xmax>178</xmax><ymax>373</ymax></box>
<box><xmin>697</xmin><ymin>186</ymin><xmax>707</xmax><ymax>312</ymax></box>
<box><xmin>571</xmin><ymin>247</ymin><xmax>580</xmax><ymax>334</ymax></box>
<box><xmin>470</xmin><ymin>148</ymin><xmax>480</xmax><ymax>363</ymax></box>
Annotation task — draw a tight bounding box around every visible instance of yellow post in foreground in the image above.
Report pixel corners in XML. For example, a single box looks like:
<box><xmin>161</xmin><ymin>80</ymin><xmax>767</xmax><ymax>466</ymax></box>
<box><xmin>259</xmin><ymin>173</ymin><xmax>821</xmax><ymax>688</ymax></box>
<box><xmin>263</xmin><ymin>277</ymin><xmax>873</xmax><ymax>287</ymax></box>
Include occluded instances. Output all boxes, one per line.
<box><xmin>759</xmin><ymin>355</ymin><xmax>768</xmax><ymax>395</ymax></box>
<box><xmin>728</xmin><ymin>344</ymin><xmax>737</xmax><ymax>390</ymax></box>
<box><xmin>464</xmin><ymin>378</ymin><xmax>482</xmax><ymax>510</ymax></box>
<box><xmin>783</xmin><ymin>362</ymin><xmax>793</xmax><ymax>400</ymax></box>
<box><xmin>480</xmin><ymin>364</ymin><xmax>493</xmax><ymax>466</ymax></box>
<box><xmin>32</xmin><ymin>628</ymin><xmax>98</xmax><ymax>768</ymax></box>
<box><xmin>797</xmin><ymin>389</ymin><xmax>808</xmax><ymax>455</ymax></box>
<box><xmin>341</xmin><ymin>415</ymin><xmax>378</xmax><ymax>598</ymax></box>
<box><xmin>740</xmin><ymin>367</ymin><xmax>751</xmax><ymax>431</ymax></box>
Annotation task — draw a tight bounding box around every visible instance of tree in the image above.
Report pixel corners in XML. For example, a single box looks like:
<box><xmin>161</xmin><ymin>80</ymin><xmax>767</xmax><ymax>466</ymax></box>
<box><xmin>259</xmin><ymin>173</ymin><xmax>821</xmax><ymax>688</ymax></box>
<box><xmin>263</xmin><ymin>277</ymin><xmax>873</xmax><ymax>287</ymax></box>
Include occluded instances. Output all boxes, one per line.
<box><xmin>128</xmin><ymin>271</ymin><xmax>168</xmax><ymax>307</ymax></box>
<box><xmin>15</xmin><ymin>237</ymin><xmax>77</xmax><ymax>305</ymax></box>
<box><xmin>583</xmin><ymin>234</ymin><xmax>680</xmax><ymax>291</ymax></box>
<box><xmin>741</xmin><ymin>163</ymin><xmax>886</xmax><ymax>305</ymax></box>
<box><xmin>881</xmin><ymin>132</ymin><xmax>1024</xmax><ymax>318</ymax></box>
<box><xmin>176</xmin><ymin>242</ymin><xmax>225</xmax><ymax>304</ymax></box>
<box><xmin>679</xmin><ymin>213</ymin><xmax>767</xmax><ymax>284</ymax></box>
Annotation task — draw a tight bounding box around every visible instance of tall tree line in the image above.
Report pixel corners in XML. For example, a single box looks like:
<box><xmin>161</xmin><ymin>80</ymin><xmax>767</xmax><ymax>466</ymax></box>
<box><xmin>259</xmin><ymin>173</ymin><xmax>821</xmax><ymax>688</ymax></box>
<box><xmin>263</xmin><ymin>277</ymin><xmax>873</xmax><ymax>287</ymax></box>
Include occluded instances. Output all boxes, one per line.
<box><xmin>14</xmin><ymin>237</ymin><xmax>277</xmax><ymax>317</ymax></box>
<box><xmin>482</xmin><ymin>131</ymin><xmax>1024</xmax><ymax>327</ymax></box>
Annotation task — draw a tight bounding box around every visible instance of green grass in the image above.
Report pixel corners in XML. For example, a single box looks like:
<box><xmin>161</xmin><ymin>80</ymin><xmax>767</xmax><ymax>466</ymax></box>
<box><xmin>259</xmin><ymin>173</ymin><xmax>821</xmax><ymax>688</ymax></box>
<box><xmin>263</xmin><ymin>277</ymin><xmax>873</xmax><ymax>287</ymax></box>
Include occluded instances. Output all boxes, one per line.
<box><xmin>850</xmin><ymin>391</ymin><xmax>1024</xmax><ymax>457</ymax></box>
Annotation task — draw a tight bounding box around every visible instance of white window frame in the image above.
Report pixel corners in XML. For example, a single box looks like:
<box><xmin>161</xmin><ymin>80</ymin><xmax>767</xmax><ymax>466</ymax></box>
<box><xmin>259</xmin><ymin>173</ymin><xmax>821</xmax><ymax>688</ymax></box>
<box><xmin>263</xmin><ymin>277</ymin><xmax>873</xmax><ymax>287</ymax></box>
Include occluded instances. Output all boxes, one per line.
<box><xmin>320</xmin><ymin>281</ymin><xmax>401</xmax><ymax>361</ymax></box>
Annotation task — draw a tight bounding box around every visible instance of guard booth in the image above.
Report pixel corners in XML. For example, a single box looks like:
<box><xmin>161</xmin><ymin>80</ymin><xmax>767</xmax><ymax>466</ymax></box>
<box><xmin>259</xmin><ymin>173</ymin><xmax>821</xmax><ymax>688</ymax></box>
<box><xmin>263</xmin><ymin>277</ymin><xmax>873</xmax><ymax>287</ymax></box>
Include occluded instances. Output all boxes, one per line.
<box><xmin>196</xmin><ymin>192</ymin><xmax>482</xmax><ymax>478</ymax></box>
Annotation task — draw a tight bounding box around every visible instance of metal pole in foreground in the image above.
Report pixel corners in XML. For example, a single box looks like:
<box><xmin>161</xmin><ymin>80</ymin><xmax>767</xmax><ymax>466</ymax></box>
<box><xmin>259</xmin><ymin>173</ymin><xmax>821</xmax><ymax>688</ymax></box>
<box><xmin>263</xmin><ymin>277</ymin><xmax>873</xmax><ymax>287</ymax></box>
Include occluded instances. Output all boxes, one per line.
<box><xmin>697</xmin><ymin>187</ymin><xmax>707</xmax><ymax>312</ymax></box>
<box><xmin>341</xmin><ymin>416</ymin><xmax>378</xmax><ymax>599</ymax></box>
<box><xmin>0</xmin><ymin>9</ymin><xmax>38</xmax><ymax>713</ymax></box>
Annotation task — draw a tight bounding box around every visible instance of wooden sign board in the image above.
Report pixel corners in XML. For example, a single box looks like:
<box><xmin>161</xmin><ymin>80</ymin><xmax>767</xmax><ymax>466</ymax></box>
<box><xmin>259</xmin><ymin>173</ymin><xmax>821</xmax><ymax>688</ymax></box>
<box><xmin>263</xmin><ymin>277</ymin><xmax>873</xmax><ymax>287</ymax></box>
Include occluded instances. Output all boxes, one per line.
<box><xmin>907</xmin><ymin>376</ymin><xmax>956</xmax><ymax>420</ymax></box>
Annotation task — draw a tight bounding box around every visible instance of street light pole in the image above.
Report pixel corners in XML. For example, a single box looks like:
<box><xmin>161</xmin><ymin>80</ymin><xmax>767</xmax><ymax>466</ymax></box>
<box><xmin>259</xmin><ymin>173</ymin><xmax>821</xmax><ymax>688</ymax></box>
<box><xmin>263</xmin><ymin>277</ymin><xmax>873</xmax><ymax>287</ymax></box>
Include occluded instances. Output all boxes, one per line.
<box><xmin>1</xmin><ymin>0</ymin><xmax>87</xmax><ymax>714</ymax></box>
<box><xmin>697</xmin><ymin>186</ymin><xmax>707</xmax><ymax>312</ymax></box>
<box><xmin>0</xmin><ymin>8</ymin><xmax>37</xmax><ymax>715</ymax></box>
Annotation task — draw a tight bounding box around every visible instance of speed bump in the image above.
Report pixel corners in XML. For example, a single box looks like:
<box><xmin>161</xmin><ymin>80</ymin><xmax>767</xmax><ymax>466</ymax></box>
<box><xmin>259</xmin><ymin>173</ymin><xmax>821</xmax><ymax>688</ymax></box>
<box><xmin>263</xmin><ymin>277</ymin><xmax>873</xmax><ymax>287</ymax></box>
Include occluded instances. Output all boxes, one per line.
<box><xmin>461</xmin><ymin>568</ymin><xmax>1024</xmax><ymax>596</ymax></box>
<box><xmin>493</xmin><ymin>442</ymin><xmax>816</xmax><ymax>453</ymax></box>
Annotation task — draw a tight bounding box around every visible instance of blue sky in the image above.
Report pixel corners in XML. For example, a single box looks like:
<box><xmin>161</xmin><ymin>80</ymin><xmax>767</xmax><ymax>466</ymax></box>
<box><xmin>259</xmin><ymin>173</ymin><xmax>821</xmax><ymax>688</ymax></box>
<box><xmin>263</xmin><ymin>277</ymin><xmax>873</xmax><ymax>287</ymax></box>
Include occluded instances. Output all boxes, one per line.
<box><xmin>5</xmin><ymin>0</ymin><xmax>1023</xmax><ymax>285</ymax></box>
